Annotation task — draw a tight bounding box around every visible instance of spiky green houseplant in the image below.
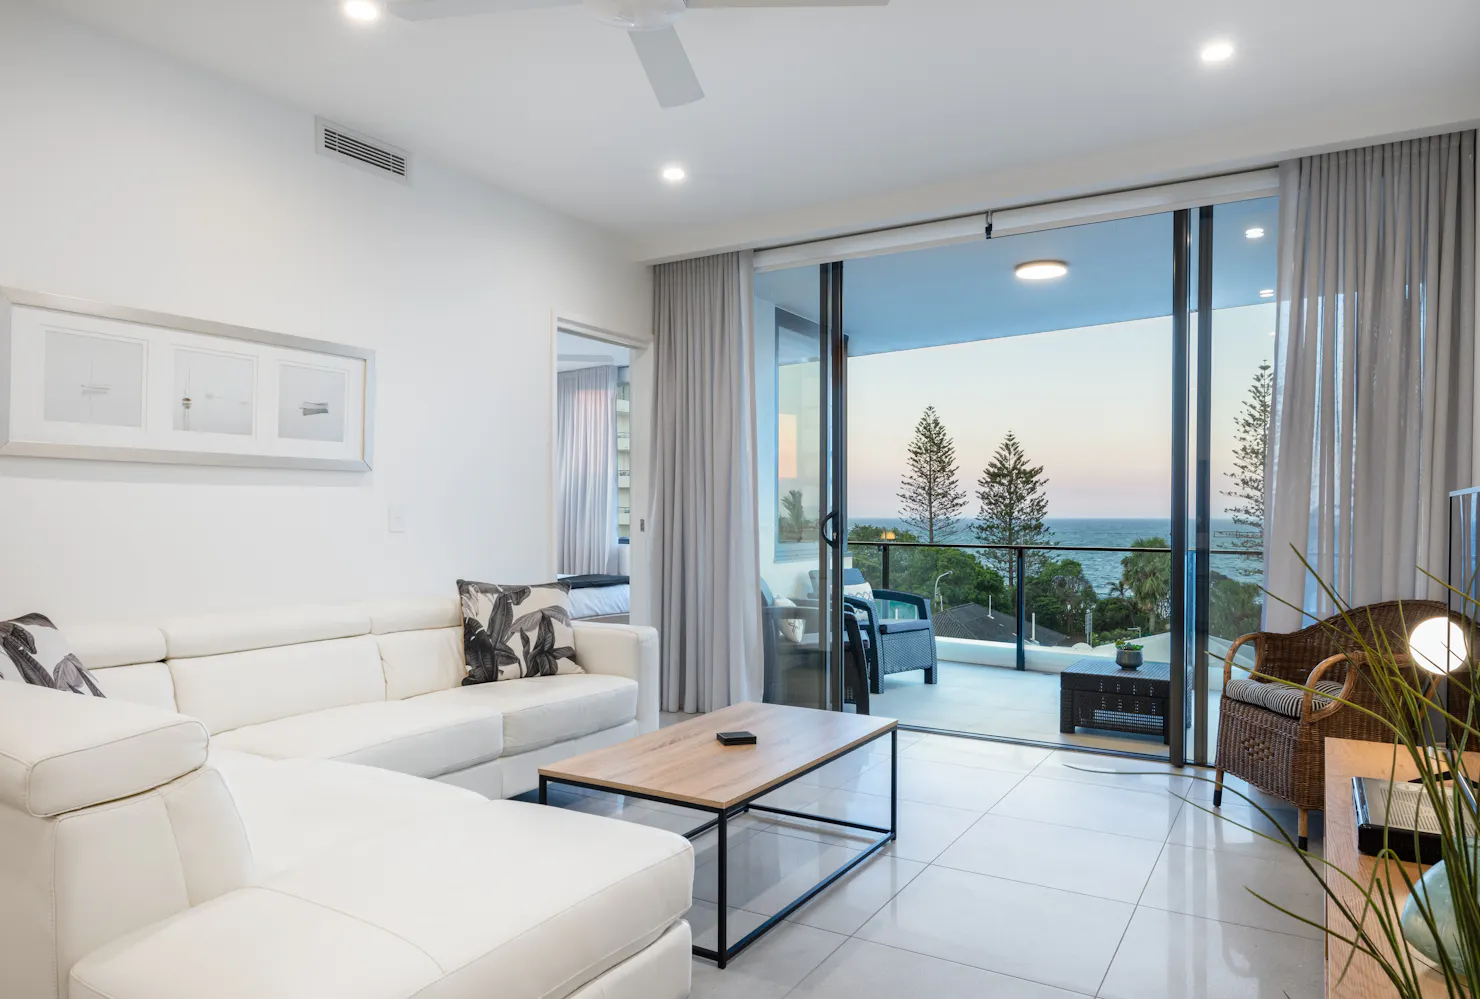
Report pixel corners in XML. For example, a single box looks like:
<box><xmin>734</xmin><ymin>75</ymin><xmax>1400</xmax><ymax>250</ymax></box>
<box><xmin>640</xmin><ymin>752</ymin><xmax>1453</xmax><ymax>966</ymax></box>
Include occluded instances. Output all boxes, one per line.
<box><xmin>1191</xmin><ymin>566</ymin><xmax>1480</xmax><ymax>997</ymax></box>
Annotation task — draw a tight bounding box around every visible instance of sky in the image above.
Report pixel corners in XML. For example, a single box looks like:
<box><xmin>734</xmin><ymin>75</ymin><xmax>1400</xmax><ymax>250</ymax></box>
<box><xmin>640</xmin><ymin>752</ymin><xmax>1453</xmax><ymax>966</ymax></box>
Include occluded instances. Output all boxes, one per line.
<box><xmin>846</xmin><ymin>303</ymin><xmax>1276</xmax><ymax>520</ymax></box>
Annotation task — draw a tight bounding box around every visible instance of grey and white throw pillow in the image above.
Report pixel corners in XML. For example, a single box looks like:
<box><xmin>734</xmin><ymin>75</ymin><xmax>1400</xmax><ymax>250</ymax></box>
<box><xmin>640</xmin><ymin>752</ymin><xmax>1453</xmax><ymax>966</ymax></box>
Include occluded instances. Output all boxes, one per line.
<box><xmin>0</xmin><ymin>614</ymin><xmax>104</xmax><ymax>697</ymax></box>
<box><xmin>457</xmin><ymin>580</ymin><xmax>582</xmax><ymax>683</ymax></box>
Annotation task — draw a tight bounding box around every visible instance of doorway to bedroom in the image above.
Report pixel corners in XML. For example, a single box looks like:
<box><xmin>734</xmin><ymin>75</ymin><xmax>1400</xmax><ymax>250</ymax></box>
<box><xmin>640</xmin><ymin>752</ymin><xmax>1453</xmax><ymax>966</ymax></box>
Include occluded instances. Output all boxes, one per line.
<box><xmin>555</xmin><ymin>328</ymin><xmax>633</xmax><ymax>624</ymax></box>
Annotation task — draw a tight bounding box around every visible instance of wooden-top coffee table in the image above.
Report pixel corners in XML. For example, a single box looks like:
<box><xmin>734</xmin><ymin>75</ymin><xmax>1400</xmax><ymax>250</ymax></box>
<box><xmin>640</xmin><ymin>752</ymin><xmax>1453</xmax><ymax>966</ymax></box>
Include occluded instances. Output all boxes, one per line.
<box><xmin>539</xmin><ymin>701</ymin><xmax>897</xmax><ymax>968</ymax></box>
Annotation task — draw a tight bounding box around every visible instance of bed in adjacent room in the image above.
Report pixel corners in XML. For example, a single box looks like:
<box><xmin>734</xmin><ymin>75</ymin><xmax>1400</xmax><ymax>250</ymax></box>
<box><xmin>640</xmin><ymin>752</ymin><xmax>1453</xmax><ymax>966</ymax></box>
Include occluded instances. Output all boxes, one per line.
<box><xmin>560</xmin><ymin>573</ymin><xmax>630</xmax><ymax>623</ymax></box>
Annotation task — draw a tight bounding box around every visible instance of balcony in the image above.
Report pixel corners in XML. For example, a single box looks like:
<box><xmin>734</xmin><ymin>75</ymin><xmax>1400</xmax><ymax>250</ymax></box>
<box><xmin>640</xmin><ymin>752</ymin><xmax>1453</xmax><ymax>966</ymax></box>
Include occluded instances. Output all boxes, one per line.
<box><xmin>845</xmin><ymin>540</ymin><xmax>1260</xmax><ymax>757</ymax></box>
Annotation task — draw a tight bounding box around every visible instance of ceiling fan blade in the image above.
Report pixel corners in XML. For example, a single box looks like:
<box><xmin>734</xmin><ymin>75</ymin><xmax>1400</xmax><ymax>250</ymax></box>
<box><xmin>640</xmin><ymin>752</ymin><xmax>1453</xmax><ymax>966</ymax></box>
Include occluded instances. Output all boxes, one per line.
<box><xmin>684</xmin><ymin>0</ymin><xmax>888</xmax><ymax>7</ymax></box>
<box><xmin>628</xmin><ymin>27</ymin><xmax>704</xmax><ymax>109</ymax></box>
<box><xmin>388</xmin><ymin>0</ymin><xmax>577</xmax><ymax>21</ymax></box>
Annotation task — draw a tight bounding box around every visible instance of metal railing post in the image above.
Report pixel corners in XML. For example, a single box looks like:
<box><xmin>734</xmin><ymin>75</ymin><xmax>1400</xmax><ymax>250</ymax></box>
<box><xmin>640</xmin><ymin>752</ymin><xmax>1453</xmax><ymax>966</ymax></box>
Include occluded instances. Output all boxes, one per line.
<box><xmin>881</xmin><ymin>544</ymin><xmax>891</xmax><ymax>590</ymax></box>
<box><xmin>1015</xmin><ymin>547</ymin><xmax>1026</xmax><ymax>671</ymax></box>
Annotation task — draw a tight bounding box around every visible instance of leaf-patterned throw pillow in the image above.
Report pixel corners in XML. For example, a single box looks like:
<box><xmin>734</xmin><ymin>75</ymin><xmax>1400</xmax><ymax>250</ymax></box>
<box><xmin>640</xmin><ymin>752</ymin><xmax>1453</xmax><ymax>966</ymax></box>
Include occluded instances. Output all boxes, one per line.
<box><xmin>0</xmin><ymin>614</ymin><xmax>105</xmax><ymax>697</ymax></box>
<box><xmin>457</xmin><ymin>580</ymin><xmax>582</xmax><ymax>683</ymax></box>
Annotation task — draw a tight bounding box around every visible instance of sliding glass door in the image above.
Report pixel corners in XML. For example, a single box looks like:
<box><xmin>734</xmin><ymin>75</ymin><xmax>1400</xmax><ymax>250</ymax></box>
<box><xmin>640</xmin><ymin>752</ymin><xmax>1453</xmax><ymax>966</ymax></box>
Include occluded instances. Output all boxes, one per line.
<box><xmin>752</xmin><ymin>187</ymin><xmax>1278</xmax><ymax>766</ymax></box>
<box><xmin>755</xmin><ymin>262</ymin><xmax>850</xmax><ymax>711</ymax></box>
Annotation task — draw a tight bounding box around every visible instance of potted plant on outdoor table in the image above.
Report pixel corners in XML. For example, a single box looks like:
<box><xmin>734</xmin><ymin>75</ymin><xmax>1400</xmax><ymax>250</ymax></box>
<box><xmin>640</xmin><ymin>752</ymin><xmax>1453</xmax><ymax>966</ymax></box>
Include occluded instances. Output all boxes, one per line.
<box><xmin>1115</xmin><ymin>640</ymin><xmax>1144</xmax><ymax>669</ymax></box>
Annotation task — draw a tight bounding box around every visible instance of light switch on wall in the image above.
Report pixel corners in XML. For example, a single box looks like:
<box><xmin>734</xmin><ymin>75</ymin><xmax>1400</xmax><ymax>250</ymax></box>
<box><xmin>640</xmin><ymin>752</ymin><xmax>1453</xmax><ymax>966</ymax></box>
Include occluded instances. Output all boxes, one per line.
<box><xmin>388</xmin><ymin>505</ymin><xmax>409</xmax><ymax>533</ymax></box>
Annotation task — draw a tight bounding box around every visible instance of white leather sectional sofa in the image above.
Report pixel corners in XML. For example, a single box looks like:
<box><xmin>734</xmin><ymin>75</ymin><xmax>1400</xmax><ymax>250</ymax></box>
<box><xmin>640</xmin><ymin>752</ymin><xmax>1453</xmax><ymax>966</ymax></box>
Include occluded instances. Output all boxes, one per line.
<box><xmin>0</xmin><ymin>597</ymin><xmax>693</xmax><ymax>999</ymax></box>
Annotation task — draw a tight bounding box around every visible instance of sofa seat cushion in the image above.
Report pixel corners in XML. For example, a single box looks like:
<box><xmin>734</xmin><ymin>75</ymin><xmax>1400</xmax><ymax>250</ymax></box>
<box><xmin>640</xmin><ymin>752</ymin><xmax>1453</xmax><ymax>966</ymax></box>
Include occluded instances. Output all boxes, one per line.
<box><xmin>210</xmin><ymin>749</ymin><xmax>487</xmax><ymax>879</ymax></box>
<box><xmin>1224</xmin><ymin>676</ymin><xmax>1347</xmax><ymax>718</ymax></box>
<box><xmin>210</xmin><ymin>698</ymin><xmax>504</xmax><ymax>778</ymax></box>
<box><xmin>413</xmin><ymin>673</ymin><xmax>638</xmax><ymax>755</ymax></box>
<box><xmin>70</xmin><ymin>802</ymin><xmax>692</xmax><ymax>999</ymax></box>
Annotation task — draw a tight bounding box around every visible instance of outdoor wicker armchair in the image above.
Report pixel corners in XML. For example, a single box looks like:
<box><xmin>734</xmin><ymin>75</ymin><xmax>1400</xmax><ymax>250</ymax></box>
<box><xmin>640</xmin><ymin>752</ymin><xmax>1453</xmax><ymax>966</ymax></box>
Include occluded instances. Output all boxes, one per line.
<box><xmin>1212</xmin><ymin>598</ymin><xmax>1459</xmax><ymax>850</ymax></box>
<box><xmin>809</xmin><ymin>568</ymin><xmax>939</xmax><ymax>695</ymax></box>
<box><xmin>760</xmin><ymin>580</ymin><xmax>871</xmax><ymax>713</ymax></box>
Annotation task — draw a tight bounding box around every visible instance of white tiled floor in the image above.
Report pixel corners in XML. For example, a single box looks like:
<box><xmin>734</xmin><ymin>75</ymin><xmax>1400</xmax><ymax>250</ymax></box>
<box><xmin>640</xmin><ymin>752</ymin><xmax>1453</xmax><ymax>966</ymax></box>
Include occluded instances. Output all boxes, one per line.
<box><xmin>540</xmin><ymin>728</ymin><xmax>1325</xmax><ymax>998</ymax></box>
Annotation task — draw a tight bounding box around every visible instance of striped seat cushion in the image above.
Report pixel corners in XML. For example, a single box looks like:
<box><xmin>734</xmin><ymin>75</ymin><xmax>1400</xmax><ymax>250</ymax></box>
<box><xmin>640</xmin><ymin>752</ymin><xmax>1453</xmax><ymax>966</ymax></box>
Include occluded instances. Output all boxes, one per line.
<box><xmin>1225</xmin><ymin>676</ymin><xmax>1347</xmax><ymax>718</ymax></box>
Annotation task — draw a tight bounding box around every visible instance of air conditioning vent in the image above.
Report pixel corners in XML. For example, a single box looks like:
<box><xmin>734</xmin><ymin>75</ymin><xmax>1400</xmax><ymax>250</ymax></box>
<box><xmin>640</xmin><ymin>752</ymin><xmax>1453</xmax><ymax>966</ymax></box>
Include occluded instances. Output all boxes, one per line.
<box><xmin>315</xmin><ymin>117</ymin><xmax>410</xmax><ymax>184</ymax></box>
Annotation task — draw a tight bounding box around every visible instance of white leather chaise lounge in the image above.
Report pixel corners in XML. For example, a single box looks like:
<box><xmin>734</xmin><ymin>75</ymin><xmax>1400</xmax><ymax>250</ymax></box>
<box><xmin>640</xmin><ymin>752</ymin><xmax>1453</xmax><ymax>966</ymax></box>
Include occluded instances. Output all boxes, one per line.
<box><xmin>0</xmin><ymin>597</ymin><xmax>692</xmax><ymax>999</ymax></box>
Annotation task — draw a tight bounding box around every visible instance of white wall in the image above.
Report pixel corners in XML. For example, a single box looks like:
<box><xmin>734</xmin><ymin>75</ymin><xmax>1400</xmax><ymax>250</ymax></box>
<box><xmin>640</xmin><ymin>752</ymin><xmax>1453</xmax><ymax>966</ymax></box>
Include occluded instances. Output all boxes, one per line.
<box><xmin>0</xmin><ymin>4</ymin><xmax>651</xmax><ymax>624</ymax></box>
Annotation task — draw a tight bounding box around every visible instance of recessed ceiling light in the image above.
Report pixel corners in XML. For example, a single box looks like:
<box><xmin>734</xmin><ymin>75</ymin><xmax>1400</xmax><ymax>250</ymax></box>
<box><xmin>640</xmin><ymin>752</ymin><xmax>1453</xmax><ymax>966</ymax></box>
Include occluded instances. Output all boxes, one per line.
<box><xmin>1259</xmin><ymin>288</ymin><xmax>1274</xmax><ymax>298</ymax></box>
<box><xmin>1015</xmin><ymin>260</ymin><xmax>1068</xmax><ymax>281</ymax></box>
<box><xmin>342</xmin><ymin>0</ymin><xmax>380</xmax><ymax>22</ymax></box>
<box><xmin>1245</xmin><ymin>226</ymin><xmax>1265</xmax><ymax>239</ymax></box>
<box><xmin>661</xmin><ymin>164</ymin><xmax>686</xmax><ymax>183</ymax></box>
<box><xmin>1200</xmin><ymin>40</ymin><xmax>1235</xmax><ymax>63</ymax></box>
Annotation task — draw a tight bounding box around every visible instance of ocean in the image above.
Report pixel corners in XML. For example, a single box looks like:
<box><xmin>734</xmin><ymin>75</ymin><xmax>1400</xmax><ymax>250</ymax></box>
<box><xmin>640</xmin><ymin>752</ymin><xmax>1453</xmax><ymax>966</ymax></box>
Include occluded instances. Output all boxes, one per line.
<box><xmin>847</xmin><ymin>516</ymin><xmax>1259</xmax><ymax>593</ymax></box>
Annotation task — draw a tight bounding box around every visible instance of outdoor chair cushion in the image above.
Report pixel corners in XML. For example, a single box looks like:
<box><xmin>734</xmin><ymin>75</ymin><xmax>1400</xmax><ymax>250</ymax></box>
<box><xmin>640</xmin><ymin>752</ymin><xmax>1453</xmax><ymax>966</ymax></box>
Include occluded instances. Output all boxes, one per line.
<box><xmin>1225</xmin><ymin>676</ymin><xmax>1347</xmax><ymax>718</ymax></box>
<box><xmin>877</xmin><ymin>619</ymin><xmax>932</xmax><ymax>635</ymax></box>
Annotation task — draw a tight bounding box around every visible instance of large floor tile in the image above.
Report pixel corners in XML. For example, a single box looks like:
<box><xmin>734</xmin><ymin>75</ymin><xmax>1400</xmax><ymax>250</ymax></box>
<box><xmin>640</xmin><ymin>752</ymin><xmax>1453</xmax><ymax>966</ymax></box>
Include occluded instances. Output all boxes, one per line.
<box><xmin>789</xmin><ymin>938</ymin><xmax>1090</xmax><ymax>999</ymax></box>
<box><xmin>687</xmin><ymin>901</ymin><xmax>769</xmax><ymax>954</ymax></box>
<box><xmin>787</xmin><ymin>852</ymin><xmax>927</xmax><ymax>935</ymax></box>
<box><xmin>761</xmin><ymin>787</ymin><xmax>982</xmax><ymax>863</ymax></box>
<box><xmin>1098</xmin><ymin>906</ymin><xmax>1324</xmax><ymax>999</ymax></box>
<box><xmin>936</xmin><ymin>812</ymin><xmax>1164</xmax><ymax>903</ymax></box>
<box><xmin>1169</xmin><ymin>800</ymin><xmax>1324</xmax><ymax>862</ymax></box>
<box><xmin>901</xmin><ymin>734</ymin><xmax>1053</xmax><ymax>774</ymax></box>
<box><xmin>693</xmin><ymin>830</ymin><xmax>864</xmax><ymax>916</ymax></box>
<box><xmin>1181</xmin><ymin>769</ymin><xmax>1294</xmax><ymax>811</ymax></box>
<box><xmin>1138</xmin><ymin>844</ymin><xmax>1326</xmax><ymax>939</ymax></box>
<box><xmin>1030</xmin><ymin>750</ymin><xmax>1198</xmax><ymax>796</ymax></box>
<box><xmin>688</xmin><ymin>919</ymin><xmax>847</xmax><ymax>999</ymax></box>
<box><xmin>856</xmin><ymin>865</ymin><xmax>1134</xmax><ymax>995</ymax></box>
<box><xmin>845</xmin><ymin>755</ymin><xmax>1024</xmax><ymax>811</ymax></box>
<box><xmin>990</xmin><ymin>776</ymin><xmax>1184</xmax><ymax>842</ymax></box>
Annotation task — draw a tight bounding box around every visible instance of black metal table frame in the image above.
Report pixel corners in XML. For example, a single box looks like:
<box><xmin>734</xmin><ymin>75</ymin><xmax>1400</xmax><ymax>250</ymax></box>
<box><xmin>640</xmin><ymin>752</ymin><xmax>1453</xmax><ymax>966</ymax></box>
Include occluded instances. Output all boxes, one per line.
<box><xmin>539</xmin><ymin>726</ymin><xmax>897</xmax><ymax>969</ymax></box>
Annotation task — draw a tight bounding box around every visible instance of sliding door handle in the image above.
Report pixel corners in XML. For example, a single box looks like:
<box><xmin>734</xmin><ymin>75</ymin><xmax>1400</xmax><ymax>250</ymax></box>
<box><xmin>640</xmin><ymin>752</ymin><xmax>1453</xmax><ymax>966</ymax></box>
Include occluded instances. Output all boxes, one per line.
<box><xmin>820</xmin><ymin>511</ymin><xmax>837</xmax><ymax>549</ymax></box>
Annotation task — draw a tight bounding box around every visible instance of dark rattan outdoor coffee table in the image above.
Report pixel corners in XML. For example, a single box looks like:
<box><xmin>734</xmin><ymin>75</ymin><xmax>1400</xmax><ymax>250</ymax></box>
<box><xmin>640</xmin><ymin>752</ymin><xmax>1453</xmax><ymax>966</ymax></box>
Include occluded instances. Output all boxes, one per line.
<box><xmin>1059</xmin><ymin>657</ymin><xmax>1172</xmax><ymax>743</ymax></box>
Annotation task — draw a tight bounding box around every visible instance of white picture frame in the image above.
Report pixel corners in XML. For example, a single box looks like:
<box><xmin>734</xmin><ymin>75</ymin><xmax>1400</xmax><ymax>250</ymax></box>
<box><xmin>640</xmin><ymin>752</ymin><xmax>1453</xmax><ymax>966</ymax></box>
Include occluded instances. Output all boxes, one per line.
<box><xmin>0</xmin><ymin>289</ymin><xmax>375</xmax><ymax>470</ymax></box>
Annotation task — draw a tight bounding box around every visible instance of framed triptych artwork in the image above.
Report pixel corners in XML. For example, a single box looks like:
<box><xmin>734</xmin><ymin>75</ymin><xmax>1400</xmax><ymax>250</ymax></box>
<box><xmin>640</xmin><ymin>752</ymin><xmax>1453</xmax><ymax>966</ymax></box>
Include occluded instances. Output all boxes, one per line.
<box><xmin>0</xmin><ymin>289</ymin><xmax>374</xmax><ymax>470</ymax></box>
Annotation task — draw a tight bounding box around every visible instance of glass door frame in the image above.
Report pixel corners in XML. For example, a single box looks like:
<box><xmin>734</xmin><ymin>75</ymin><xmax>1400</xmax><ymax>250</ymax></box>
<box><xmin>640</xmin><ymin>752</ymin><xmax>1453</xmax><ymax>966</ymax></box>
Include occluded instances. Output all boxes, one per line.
<box><xmin>819</xmin><ymin>260</ymin><xmax>849</xmax><ymax>711</ymax></box>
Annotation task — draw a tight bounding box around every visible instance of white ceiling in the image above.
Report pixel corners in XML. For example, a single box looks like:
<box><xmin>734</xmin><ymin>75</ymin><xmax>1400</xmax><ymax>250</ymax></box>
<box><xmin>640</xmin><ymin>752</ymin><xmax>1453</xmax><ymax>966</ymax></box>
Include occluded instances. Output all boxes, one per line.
<box><xmin>34</xmin><ymin>0</ymin><xmax>1480</xmax><ymax>255</ymax></box>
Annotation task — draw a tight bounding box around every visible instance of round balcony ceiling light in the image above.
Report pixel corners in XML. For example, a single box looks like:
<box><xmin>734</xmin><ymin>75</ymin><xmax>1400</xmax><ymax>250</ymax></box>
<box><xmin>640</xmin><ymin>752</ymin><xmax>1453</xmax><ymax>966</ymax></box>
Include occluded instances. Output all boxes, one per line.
<box><xmin>1245</xmin><ymin>226</ymin><xmax>1265</xmax><ymax>239</ymax></box>
<box><xmin>1200</xmin><ymin>40</ymin><xmax>1235</xmax><ymax>63</ymax></box>
<box><xmin>342</xmin><ymin>0</ymin><xmax>381</xmax><ymax>22</ymax></box>
<box><xmin>661</xmin><ymin>164</ymin><xmax>687</xmax><ymax>183</ymax></box>
<box><xmin>1015</xmin><ymin>261</ymin><xmax>1068</xmax><ymax>281</ymax></box>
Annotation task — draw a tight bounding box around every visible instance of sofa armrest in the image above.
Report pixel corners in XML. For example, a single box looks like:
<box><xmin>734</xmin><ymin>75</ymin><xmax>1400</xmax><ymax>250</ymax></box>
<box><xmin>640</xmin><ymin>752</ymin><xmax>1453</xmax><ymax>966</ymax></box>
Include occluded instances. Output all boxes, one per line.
<box><xmin>0</xmin><ymin>682</ymin><xmax>207</xmax><ymax>817</ymax></box>
<box><xmin>572</xmin><ymin>621</ymin><xmax>660</xmax><ymax>734</ymax></box>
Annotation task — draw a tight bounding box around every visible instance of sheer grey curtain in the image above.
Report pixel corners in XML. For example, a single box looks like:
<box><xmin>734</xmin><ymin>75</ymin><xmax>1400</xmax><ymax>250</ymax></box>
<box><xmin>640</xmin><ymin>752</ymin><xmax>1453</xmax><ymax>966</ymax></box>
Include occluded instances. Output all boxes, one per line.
<box><xmin>556</xmin><ymin>364</ymin><xmax>619</xmax><ymax>576</ymax></box>
<box><xmin>1265</xmin><ymin>130</ymin><xmax>1476</xmax><ymax>629</ymax></box>
<box><xmin>652</xmin><ymin>250</ymin><xmax>763</xmax><ymax>712</ymax></box>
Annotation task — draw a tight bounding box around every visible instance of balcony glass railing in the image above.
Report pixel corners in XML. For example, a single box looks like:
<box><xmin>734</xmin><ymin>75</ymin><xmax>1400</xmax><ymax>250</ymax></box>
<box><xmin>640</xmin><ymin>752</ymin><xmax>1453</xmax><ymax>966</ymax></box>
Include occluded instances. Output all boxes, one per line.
<box><xmin>849</xmin><ymin>541</ymin><xmax>1262</xmax><ymax>671</ymax></box>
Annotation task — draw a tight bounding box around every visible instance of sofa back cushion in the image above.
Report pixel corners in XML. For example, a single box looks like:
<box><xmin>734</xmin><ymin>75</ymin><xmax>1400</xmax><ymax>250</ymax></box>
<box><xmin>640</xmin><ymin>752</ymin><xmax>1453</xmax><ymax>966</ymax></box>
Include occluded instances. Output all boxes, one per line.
<box><xmin>365</xmin><ymin>596</ymin><xmax>464</xmax><ymax>700</ymax></box>
<box><xmin>88</xmin><ymin>662</ymin><xmax>178</xmax><ymax>711</ymax></box>
<box><xmin>161</xmin><ymin>604</ymin><xmax>370</xmax><ymax>660</ymax></box>
<box><xmin>63</xmin><ymin>623</ymin><xmax>179</xmax><ymax>711</ymax></box>
<box><xmin>170</xmin><ymin>635</ymin><xmax>386</xmax><ymax>735</ymax></box>
<box><xmin>375</xmin><ymin>628</ymin><xmax>465</xmax><ymax>701</ymax></box>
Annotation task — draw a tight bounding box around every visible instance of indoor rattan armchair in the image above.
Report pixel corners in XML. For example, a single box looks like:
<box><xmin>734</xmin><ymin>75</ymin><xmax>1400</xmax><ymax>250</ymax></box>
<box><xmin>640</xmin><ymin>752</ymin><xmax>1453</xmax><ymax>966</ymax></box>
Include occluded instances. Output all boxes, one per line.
<box><xmin>1212</xmin><ymin>599</ymin><xmax>1458</xmax><ymax>850</ymax></box>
